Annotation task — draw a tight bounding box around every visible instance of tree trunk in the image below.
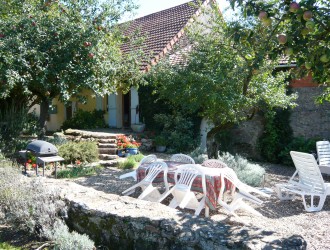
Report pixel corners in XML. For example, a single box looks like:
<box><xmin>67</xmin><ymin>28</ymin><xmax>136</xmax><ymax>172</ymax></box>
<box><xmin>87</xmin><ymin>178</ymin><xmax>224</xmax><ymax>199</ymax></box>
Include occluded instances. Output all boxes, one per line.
<box><xmin>38</xmin><ymin>99</ymin><xmax>49</xmax><ymax>139</ymax></box>
<box><xmin>206</xmin><ymin>123</ymin><xmax>234</xmax><ymax>159</ymax></box>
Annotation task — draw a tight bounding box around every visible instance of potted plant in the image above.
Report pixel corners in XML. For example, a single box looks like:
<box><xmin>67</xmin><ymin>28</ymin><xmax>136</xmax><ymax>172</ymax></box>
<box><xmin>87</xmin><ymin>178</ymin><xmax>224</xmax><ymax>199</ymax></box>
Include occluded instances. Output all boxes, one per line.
<box><xmin>125</xmin><ymin>141</ymin><xmax>141</xmax><ymax>155</ymax></box>
<box><xmin>154</xmin><ymin>135</ymin><xmax>167</xmax><ymax>152</ymax></box>
<box><xmin>131</xmin><ymin>105</ymin><xmax>145</xmax><ymax>133</ymax></box>
<box><xmin>116</xmin><ymin>135</ymin><xmax>128</xmax><ymax>157</ymax></box>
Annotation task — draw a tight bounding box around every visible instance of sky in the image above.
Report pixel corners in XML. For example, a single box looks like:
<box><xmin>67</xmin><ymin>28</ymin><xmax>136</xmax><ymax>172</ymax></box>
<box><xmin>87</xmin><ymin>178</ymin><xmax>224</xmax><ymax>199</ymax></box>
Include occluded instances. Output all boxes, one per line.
<box><xmin>121</xmin><ymin>0</ymin><xmax>232</xmax><ymax>22</ymax></box>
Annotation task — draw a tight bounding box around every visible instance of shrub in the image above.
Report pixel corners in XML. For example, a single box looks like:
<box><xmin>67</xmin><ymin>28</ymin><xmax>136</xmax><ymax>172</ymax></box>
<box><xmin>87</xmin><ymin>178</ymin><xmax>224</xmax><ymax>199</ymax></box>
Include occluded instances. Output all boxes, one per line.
<box><xmin>0</xmin><ymin>103</ymin><xmax>39</xmax><ymax>157</ymax></box>
<box><xmin>46</xmin><ymin>134</ymin><xmax>68</xmax><ymax>146</ymax></box>
<box><xmin>61</xmin><ymin>109</ymin><xmax>107</xmax><ymax>130</ymax></box>
<box><xmin>189</xmin><ymin>147</ymin><xmax>208</xmax><ymax>164</ymax></box>
<box><xmin>117</xmin><ymin>158</ymin><xmax>137</xmax><ymax>169</ymax></box>
<box><xmin>44</xmin><ymin>220</ymin><xmax>94</xmax><ymax>250</ymax></box>
<box><xmin>278</xmin><ymin>137</ymin><xmax>319</xmax><ymax>166</ymax></box>
<box><xmin>0</xmin><ymin>164</ymin><xmax>95</xmax><ymax>249</ymax></box>
<box><xmin>257</xmin><ymin>109</ymin><xmax>293</xmax><ymax>163</ymax></box>
<box><xmin>56</xmin><ymin>165</ymin><xmax>103</xmax><ymax>179</ymax></box>
<box><xmin>128</xmin><ymin>153</ymin><xmax>145</xmax><ymax>163</ymax></box>
<box><xmin>0</xmin><ymin>243</ymin><xmax>21</xmax><ymax>250</ymax></box>
<box><xmin>58</xmin><ymin>141</ymin><xmax>99</xmax><ymax>164</ymax></box>
<box><xmin>218</xmin><ymin>152</ymin><xmax>266</xmax><ymax>187</ymax></box>
<box><xmin>154</xmin><ymin>112</ymin><xmax>200</xmax><ymax>153</ymax></box>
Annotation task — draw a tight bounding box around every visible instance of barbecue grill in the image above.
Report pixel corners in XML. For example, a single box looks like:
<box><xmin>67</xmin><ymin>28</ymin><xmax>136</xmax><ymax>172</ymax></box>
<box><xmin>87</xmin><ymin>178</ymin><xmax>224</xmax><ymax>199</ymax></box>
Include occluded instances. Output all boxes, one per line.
<box><xmin>19</xmin><ymin>140</ymin><xmax>64</xmax><ymax>178</ymax></box>
<box><xmin>26</xmin><ymin>140</ymin><xmax>59</xmax><ymax>156</ymax></box>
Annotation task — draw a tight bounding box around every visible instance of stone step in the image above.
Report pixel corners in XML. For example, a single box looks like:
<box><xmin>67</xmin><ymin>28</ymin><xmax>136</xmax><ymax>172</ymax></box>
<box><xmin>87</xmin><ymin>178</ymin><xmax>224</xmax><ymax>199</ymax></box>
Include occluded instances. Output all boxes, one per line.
<box><xmin>64</xmin><ymin>129</ymin><xmax>119</xmax><ymax>139</ymax></box>
<box><xmin>98</xmin><ymin>160</ymin><xmax>120</xmax><ymax>167</ymax></box>
<box><xmin>99</xmin><ymin>148</ymin><xmax>117</xmax><ymax>154</ymax></box>
<box><xmin>98</xmin><ymin>143</ymin><xmax>117</xmax><ymax>148</ymax></box>
<box><xmin>99</xmin><ymin>154</ymin><xmax>119</xmax><ymax>160</ymax></box>
<box><xmin>98</xmin><ymin>139</ymin><xmax>116</xmax><ymax>144</ymax></box>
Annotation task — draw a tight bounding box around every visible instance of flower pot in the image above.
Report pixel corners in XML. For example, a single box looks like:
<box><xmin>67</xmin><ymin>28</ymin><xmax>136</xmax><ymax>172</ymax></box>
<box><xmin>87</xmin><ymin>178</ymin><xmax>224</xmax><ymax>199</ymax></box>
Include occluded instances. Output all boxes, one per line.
<box><xmin>118</xmin><ymin>150</ymin><xmax>126</xmax><ymax>157</ymax></box>
<box><xmin>131</xmin><ymin>123</ymin><xmax>145</xmax><ymax>133</ymax></box>
<box><xmin>126</xmin><ymin>148</ymin><xmax>138</xmax><ymax>155</ymax></box>
<box><xmin>156</xmin><ymin>145</ymin><xmax>166</xmax><ymax>153</ymax></box>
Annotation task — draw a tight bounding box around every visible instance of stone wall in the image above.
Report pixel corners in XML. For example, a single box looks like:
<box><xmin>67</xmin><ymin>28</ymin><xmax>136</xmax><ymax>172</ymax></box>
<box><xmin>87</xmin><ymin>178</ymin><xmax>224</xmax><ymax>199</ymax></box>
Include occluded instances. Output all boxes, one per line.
<box><xmin>290</xmin><ymin>87</ymin><xmax>330</xmax><ymax>139</ymax></box>
<box><xmin>223</xmin><ymin>86</ymin><xmax>330</xmax><ymax>159</ymax></box>
<box><xmin>44</xmin><ymin>179</ymin><xmax>306</xmax><ymax>250</ymax></box>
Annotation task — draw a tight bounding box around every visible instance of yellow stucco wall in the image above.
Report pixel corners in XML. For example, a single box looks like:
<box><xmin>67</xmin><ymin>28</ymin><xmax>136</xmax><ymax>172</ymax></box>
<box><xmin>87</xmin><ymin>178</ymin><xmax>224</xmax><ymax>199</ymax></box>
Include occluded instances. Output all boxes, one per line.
<box><xmin>46</xmin><ymin>89</ymin><xmax>108</xmax><ymax>131</ymax></box>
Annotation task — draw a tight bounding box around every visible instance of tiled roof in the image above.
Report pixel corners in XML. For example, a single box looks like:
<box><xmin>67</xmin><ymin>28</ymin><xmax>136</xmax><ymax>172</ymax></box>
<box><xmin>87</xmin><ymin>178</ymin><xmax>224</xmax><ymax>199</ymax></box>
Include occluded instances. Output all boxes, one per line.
<box><xmin>121</xmin><ymin>0</ymin><xmax>206</xmax><ymax>71</ymax></box>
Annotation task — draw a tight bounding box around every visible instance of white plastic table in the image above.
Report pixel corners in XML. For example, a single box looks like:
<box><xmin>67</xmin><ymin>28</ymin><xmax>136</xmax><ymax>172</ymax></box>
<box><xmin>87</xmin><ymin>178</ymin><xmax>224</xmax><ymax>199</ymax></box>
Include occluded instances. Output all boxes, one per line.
<box><xmin>36</xmin><ymin>156</ymin><xmax>64</xmax><ymax>178</ymax></box>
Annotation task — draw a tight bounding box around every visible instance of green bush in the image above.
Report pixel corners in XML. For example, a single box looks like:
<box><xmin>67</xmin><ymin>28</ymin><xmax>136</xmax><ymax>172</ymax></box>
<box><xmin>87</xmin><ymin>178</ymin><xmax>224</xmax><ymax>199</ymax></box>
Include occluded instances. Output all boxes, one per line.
<box><xmin>127</xmin><ymin>153</ymin><xmax>145</xmax><ymax>162</ymax></box>
<box><xmin>56</xmin><ymin>165</ymin><xmax>103</xmax><ymax>179</ymax></box>
<box><xmin>0</xmin><ymin>165</ymin><xmax>95</xmax><ymax>248</ymax></box>
<box><xmin>257</xmin><ymin>109</ymin><xmax>293</xmax><ymax>163</ymax></box>
<box><xmin>117</xmin><ymin>158</ymin><xmax>137</xmax><ymax>169</ymax></box>
<box><xmin>278</xmin><ymin>137</ymin><xmax>319</xmax><ymax>166</ymax></box>
<box><xmin>61</xmin><ymin>109</ymin><xmax>107</xmax><ymax>130</ymax></box>
<box><xmin>58</xmin><ymin>141</ymin><xmax>99</xmax><ymax>164</ymax></box>
<box><xmin>189</xmin><ymin>147</ymin><xmax>208</xmax><ymax>164</ymax></box>
<box><xmin>0</xmin><ymin>103</ymin><xmax>40</xmax><ymax>157</ymax></box>
<box><xmin>0</xmin><ymin>243</ymin><xmax>21</xmax><ymax>250</ymax></box>
<box><xmin>154</xmin><ymin>112</ymin><xmax>200</xmax><ymax>153</ymax></box>
<box><xmin>218</xmin><ymin>152</ymin><xmax>266</xmax><ymax>187</ymax></box>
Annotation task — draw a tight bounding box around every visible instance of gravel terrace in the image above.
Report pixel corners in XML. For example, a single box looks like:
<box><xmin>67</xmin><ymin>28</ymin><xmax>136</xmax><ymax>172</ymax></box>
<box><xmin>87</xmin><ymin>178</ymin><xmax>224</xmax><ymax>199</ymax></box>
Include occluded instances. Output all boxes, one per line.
<box><xmin>69</xmin><ymin>155</ymin><xmax>330</xmax><ymax>250</ymax></box>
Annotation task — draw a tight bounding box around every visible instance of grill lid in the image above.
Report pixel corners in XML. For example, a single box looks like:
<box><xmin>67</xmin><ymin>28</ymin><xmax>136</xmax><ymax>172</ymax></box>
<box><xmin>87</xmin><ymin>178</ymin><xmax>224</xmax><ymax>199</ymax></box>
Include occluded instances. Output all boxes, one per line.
<box><xmin>26</xmin><ymin>140</ymin><xmax>58</xmax><ymax>155</ymax></box>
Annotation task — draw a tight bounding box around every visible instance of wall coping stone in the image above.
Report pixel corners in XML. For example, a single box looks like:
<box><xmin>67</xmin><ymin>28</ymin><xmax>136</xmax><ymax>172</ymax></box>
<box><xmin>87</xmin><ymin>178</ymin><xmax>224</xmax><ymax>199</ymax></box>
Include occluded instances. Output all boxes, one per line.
<box><xmin>43</xmin><ymin>178</ymin><xmax>307</xmax><ymax>250</ymax></box>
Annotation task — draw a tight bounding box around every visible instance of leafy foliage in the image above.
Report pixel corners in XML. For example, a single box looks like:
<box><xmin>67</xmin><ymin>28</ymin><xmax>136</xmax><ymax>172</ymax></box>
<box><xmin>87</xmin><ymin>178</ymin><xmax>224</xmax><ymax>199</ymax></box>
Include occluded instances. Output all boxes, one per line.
<box><xmin>147</xmin><ymin>4</ymin><xmax>298</xmax><ymax>157</ymax></box>
<box><xmin>0</xmin><ymin>102</ymin><xmax>40</xmax><ymax>157</ymax></box>
<box><xmin>257</xmin><ymin>108</ymin><xmax>293</xmax><ymax>163</ymax></box>
<box><xmin>56</xmin><ymin>165</ymin><xmax>103</xmax><ymax>179</ymax></box>
<box><xmin>58</xmin><ymin>141</ymin><xmax>99</xmax><ymax>164</ymax></box>
<box><xmin>153</xmin><ymin>113</ymin><xmax>201</xmax><ymax>153</ymax></box>
<box><xmin>117</xmin><ymin>158</ymin><xmax>137</xmax><ymax>169</ymax></box>
<box><xmin>127</xmin><ymin>153</ymin><xmax>145</xmax><ymax>163</ymax></box>
<box><xmin>218</xmin><ymin>152</ymin><xmax>266</xmax><ymax>187</ymax></box>
<box><xmin>228</xmin><ymin>0</ymin><xmax>330</xmax><ymax>101</ymax></box>
<box><xmin>0</xmin><ymin>164</ymin><xmax>95</xmax><ymax>248</ymax></box>
<box><xmin>189</xmin><ymin>147</ymin><xmax>208</xmax><ymax>164</ymax></box>
<box><xmin>61</xmin><ymin>109</ymin><xmax>107</xmax><ymax>130</ymax></box>
<box><xmin>0</xmin><ymin>0</ymin><xmax>144</xmax><ymax>134</ymax></box>
<box><xmin>278</xmin><ymin>137</ymin><xmax>319</xmax><ymax>166</ymax></box>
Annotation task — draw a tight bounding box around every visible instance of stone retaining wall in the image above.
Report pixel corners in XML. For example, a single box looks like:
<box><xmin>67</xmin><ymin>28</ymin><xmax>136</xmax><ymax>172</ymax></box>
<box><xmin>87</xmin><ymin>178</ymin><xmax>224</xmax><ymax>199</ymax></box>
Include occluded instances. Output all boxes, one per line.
<box><xmin>44</xmin><ymin>179</ymin><xmax>306</xmax><ymax>250</ymax></box>
<box><xmin>290</xmin><ymin>87</ymin><xmax>330</xmax><ymax>139</ymax></box>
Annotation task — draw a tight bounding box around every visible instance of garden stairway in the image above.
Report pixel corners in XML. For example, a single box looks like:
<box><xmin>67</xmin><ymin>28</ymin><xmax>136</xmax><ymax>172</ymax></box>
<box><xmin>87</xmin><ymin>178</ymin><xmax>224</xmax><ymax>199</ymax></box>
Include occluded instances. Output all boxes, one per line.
<box><xmin>64</xmin><ymin>129</ymin><xmax>123</xmax><ymax>166</ymax></box>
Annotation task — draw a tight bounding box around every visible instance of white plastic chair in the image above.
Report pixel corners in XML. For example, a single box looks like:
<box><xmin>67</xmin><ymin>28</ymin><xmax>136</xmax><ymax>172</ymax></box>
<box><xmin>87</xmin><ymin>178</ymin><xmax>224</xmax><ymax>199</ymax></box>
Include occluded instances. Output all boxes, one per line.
<box><xmin>201</xmin><ymin>159</ymin><xmax>229</xmax><ymax>202</ymax></box>
<box><xmin>170</xmin><ymin>154</ymin><xmax>195</xmax><ymax>164</ymax></box>
<box><xmin>202</xmin><ymin>159</ymin><xmax>228</xmax><ymax>168</ymax></box>
<box><xmin>158</xmin><ymin>164</ymin><xmax>209</xmax><ymax>217</ymax></box>
<box><xmin>220</xmin><ymin>168</ymin><xmax>270</xmax><ymax>217</ymax></box>
<box><xmin>316</xmin><ymin>141</ymin><xmax>330</xmax><ymax>175</ymax></box>
<box><xmin>122</xmin><ymin>161</ymin><xmax>169</xmax><ymax>202</ymax></box>
<box><xmin>275</xmin><ymin>151</ymin><xmax>330</xmax><ymax>212</ymax></box>
<box><xmin>119</xmin><ymin>154</ymin><xmax>157</xmax><ymax>181</ymax></box>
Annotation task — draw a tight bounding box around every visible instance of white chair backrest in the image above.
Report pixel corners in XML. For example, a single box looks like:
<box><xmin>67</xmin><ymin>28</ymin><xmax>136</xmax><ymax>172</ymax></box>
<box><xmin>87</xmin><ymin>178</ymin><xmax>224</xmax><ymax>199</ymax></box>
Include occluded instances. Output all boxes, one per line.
<box><xmin>290</xmin><ymin>151</ymin><xmax>325</xmax><ymax>193</ymax></box>
<box><xmin>139</xmin><ymin>154</ymin><xmax>157</xmax><ymax>166</ymax></box>
<box><xmin>202</xmin><ymin>159</ymin><xmax>228</xmax><ymax>168</ymax></box>
<box><xmin>144</xmin><ymin>161</ymin><xmax>168</xmax><ymax>183</ymax></box>
<box><xmin>316</xmin><ymin>141</ymin><xmax>330</xmax><ymax>166</ymax></box>
<box><xmin>170</xmin><ymin>154</ymin><xmax>195</xmax><ymax>164</ymax></box>
<box><xmin>222</xmin><ymin>167</ymin><xmax>240</xmax><ymax>186</ymax></box>
<box><xmin>174</xmin><ymin>164</ymin><xmax>206</xmax><ymax>194</ymax></box>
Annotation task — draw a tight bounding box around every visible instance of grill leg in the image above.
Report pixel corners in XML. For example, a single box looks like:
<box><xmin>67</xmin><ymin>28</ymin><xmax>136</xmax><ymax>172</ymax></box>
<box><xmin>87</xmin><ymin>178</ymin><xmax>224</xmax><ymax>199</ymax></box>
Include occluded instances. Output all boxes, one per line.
<box><xmin>43</xmin><ymin>163</ymin><xmax>45</xmax><ymax>177</ymax></box>
<box><xmin>55</xmin><ymin>162</ymin><xmax>57</xmax><ymax>179</ymax></box>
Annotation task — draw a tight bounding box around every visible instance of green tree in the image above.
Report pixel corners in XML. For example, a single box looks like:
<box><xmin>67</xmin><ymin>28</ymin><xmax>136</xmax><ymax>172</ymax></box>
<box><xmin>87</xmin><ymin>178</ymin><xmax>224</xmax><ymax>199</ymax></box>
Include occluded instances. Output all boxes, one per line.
<box><xmin>147</xmin><ymin>4</ymin><xmax>297</xmax><ymax>156</ymax></box>
<box><xmin>227</xmin><ymin>0</ymin><xmax>330</xmax><ymax>101</ymax></box>
<box><xmin>0</xmin><ymin>0</ymin><xmax>144</xmax><ymax>137</ymax></box>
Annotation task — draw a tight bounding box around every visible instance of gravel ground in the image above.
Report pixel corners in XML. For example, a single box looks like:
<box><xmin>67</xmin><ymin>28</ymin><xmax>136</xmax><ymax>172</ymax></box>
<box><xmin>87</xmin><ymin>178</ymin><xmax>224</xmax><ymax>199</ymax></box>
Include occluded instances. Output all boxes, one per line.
<box><xmin>72</xmin><ymin>155</ymin><xmax>330</xmax><ymax>250</ymax></box>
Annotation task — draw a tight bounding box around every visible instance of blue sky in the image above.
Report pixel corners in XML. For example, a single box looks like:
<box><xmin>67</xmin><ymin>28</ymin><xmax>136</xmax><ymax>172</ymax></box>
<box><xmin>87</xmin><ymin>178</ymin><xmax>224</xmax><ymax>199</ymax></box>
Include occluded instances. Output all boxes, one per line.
<box><xmin>121</xmin><ymin>0</ymin><xmax>231</xmax><ymax>21</ymax></box>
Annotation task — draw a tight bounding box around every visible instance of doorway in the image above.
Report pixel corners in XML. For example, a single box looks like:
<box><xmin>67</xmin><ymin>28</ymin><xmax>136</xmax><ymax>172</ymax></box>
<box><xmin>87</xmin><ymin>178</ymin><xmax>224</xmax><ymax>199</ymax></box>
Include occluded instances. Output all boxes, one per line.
<box><xmin>123</xmin><ymin>92</ymin><xmax>130</xmax><ymax>128</ymax></box>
